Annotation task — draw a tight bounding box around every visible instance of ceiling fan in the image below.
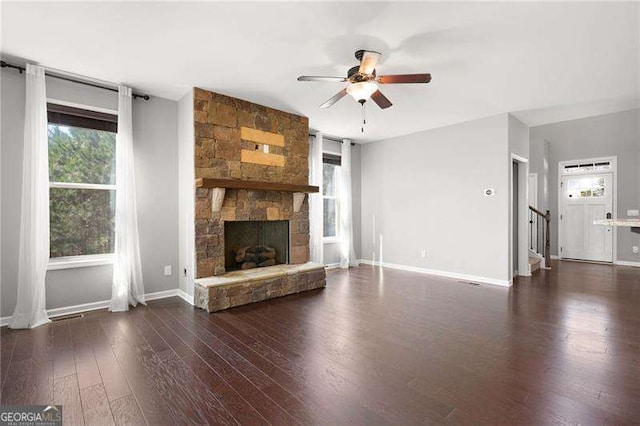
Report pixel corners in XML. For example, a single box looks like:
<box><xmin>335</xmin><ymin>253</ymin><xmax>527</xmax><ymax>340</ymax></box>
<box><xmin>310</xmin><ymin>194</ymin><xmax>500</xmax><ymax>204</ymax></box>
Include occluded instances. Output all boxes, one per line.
<box><xmin>297</xmin><ymin>49</ymin><xmax>432</xmax><ymax>110</ymax></box>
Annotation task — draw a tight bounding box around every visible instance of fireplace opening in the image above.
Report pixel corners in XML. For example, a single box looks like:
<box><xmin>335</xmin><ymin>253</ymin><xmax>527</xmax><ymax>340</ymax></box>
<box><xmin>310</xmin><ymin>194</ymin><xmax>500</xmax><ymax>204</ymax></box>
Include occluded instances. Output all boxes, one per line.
<box><xmin>224</xmin><ymin>220</ymin><xmax>289</xmax><ymax>271</ymax></box>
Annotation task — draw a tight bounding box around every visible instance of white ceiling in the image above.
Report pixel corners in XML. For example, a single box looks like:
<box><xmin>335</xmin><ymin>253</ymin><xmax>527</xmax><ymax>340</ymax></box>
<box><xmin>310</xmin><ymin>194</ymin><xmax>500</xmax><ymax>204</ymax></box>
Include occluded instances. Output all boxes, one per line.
<box><xmin>2</xmin><ymin>2</ymin><xmax>639</xmax><ymax>142</ymax></box>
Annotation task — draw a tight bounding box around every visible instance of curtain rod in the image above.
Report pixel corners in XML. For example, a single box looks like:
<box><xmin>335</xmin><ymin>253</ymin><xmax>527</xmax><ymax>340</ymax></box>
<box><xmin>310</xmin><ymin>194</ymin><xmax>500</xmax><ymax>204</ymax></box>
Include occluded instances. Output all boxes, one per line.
<box><xmin>309</xmin><ymin>133</ymin><xmax>355</xmax><ymax>146</ymax></box>
<box><xmin>1</xmin><ymin>60</ymin><xmax>150</xmax><ymax>101</ymax></box>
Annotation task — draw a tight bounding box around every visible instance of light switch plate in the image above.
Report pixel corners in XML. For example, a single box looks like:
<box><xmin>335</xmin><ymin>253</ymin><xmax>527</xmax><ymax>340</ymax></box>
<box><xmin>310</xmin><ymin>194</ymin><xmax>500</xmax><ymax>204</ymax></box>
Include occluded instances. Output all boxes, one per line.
<box><xmin>164</xmin><ymin>265</ymin><xmax>172</xmax><ymax>276</ymax></box>
<box><xmin>483</xmin><ymin>188</ymin><xmax>495</xmax><ymax>197</ymax></box>
<box><xmin>627</xmin><ymin>210</ymin><xmax>639</xmax><ymax>217</ymax></box>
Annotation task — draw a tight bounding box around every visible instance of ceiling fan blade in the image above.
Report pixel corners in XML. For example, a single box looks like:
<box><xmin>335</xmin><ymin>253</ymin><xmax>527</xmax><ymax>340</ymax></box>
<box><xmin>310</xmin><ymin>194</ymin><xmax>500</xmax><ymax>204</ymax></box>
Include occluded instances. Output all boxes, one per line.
<box><xmin>358</xmin><ymin>51</ymin><xmax>382</xmax><ymax>75</ymax></box>
<box><xmin>297</xmin><ymin>76</ymin><xmax>348</xmax><ymax>82</ymax></box>
<box><xmin>371</xmin><ymin>90</ymin><xmax>393</xmax><ymax>109</ymax></box>
<box><xmin>320</xmin><ymin>88</ymin><xmax>348</xmax><ymax>108</ymax></box>
<box><xmin>377</xmin><ymin>73</ymin><xmax>432</xmax><ymax>84</ymax></box>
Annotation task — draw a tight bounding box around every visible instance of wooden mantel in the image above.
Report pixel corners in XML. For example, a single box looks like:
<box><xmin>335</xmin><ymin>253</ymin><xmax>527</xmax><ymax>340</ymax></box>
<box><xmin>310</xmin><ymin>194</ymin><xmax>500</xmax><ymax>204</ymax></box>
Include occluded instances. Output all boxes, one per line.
<box><xmin>195</xmin><ymin>178</ymin><xmax>318</xmax><ymax>213</ymax></box>
<box><xmin>195</xmin><ymin>178</ymin><xmax>319</xmax><ymax>193</ymax></box>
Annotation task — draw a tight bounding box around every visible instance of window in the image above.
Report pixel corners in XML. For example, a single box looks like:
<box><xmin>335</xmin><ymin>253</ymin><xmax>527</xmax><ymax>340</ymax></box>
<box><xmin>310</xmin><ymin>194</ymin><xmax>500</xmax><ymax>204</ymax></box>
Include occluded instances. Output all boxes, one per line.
<box><xmin>47</xmin><ymin>103</ymin><xmax>117</xmax><ymax>259</ymax></box>
<box><xmin>564</xmin><ymin>161</ymin><xmax>611</xmax><ymax>174</ymax></box>
<box><xmin>323</xmin><ymin>153</ymin><xmax>341</xmax><ymax>239</ymax></box>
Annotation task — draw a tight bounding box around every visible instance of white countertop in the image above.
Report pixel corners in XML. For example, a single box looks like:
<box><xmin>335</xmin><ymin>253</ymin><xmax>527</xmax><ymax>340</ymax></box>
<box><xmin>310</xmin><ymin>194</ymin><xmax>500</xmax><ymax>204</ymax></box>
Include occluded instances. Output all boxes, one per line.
<box><xmin>593</xmin><ymin>219</ymin><xmax>640</xmax><ymax>227</ymax></box>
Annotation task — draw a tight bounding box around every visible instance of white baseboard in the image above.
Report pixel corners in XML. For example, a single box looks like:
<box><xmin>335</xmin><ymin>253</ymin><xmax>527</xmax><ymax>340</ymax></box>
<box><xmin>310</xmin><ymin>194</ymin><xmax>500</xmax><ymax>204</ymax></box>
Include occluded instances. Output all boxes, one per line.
<box><xmin>1</xmin><ymin>288</ymin><xmax>189</xmax><ymax>327</ymax></box>
<box><xmin>324</xmin><ymin>263</ymin><xmax>361</xmax><ymax>270</ymax></box>
<box><xmin>615</xmin><ymin>260</ymin><xmax>640</xmax><ymax>268</ymax></box>
<box><xmin>550</xmin><ymin>255</ymin><xmax>639</xmax><ymax>268</ymax></box>
<box><xmin>145</xmin><ymin>289</ymin><xmax>181</xmax><ymax>302</ymax></box>
<box><xmin>177</xmin><ymin>289</ymin><xmax>194</xmax><ymax>305</ymax></box>
<box><xmin>357</xmin><ymin>259</ymin><xmax>511</xmax><ymax>287</ymax></box>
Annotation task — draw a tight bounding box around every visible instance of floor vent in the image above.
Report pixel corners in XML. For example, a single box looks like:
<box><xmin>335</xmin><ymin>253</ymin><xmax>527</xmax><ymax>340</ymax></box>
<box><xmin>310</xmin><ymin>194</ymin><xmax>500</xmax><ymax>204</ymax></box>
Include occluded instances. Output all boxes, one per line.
<box><xmin>457</xmin><ymin>281</ymin><xmax>481</xmax><ymax>286</ymax></box>
<box><xmin>52</xmin><ymin>313</ymin><xmax>84</xmax><ymax>322</ymax></box>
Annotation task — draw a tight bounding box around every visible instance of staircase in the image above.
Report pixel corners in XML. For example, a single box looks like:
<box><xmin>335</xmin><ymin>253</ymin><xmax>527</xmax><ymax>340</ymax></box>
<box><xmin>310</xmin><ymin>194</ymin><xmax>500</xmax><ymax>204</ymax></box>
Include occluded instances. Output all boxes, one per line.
<box><xmin>529</xmin><ymin>255</ymin><xmax>542</xmax><ymax>273</ymax></box>
<box><xmin>528</xmin><ymin>205</ymin><xmax>551</xmax><ymax>273</ymax></box>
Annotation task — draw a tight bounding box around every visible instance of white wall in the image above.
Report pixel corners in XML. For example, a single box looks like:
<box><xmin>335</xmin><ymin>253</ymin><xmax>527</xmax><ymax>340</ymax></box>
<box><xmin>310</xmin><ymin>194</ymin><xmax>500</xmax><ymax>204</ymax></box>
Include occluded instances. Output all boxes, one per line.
<box><xmin>177</xmin><ymin>91</ymin><xmax>195</xmax><ymax>297</ymax></box>
<box><xmin>0</xmin><ymin>69</ymin><xmax>179</xmax><ymax>317</ymax></box>
<box><xmin>530</xmin><ymin>109</ymin><xmax>640</xmax><ymax>262</ymax></box>
<box><xmin>360</xmin><ymin>114</ymin><xmax>512</xmax><ymax>285</ymax></box>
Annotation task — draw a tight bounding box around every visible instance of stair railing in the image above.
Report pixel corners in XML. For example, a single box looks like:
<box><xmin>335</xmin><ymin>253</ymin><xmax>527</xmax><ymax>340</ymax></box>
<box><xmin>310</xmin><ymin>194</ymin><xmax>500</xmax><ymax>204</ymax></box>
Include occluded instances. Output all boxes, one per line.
<box><xmin>528</xmin><ymin>206</ymin><xmax>551</xmax><ymax>269</ymax></box>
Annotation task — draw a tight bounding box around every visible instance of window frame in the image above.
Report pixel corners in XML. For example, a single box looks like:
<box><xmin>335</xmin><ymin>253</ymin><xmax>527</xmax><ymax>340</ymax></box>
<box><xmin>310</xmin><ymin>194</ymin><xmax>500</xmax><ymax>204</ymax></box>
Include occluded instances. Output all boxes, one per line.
<box><xmin>322</xmin><ymin>152</ymin><xmax>341</xmax><ymax>243</ymax></box>
<box><xmin>46</xmin><ymin>100</ymin><xmax>118</xmax><ymax>270</ymax></box>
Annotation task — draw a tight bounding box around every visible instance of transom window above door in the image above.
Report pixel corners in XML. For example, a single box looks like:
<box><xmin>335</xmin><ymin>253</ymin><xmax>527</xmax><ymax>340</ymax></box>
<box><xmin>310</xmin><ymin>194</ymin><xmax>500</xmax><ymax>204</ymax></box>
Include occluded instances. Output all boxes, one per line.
<box><xmin>563</xmin><ymin>161</ymin><xmax>611</xmax><ymax>174</ymax></box>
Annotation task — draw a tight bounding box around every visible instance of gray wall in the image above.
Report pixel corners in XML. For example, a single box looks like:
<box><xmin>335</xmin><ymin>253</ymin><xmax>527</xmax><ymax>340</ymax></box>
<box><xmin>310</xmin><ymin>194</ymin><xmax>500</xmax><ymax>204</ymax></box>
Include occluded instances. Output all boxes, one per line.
<box><xmin>531</xmin><ymin>109</ymin><xmax>640</xmax><ymax>262</ymax></box>
<box><xmin>529</xmin><ymin>138</ymin><xmax>550</xmax><ymax>211</ymax></box>
<box><xmin>508</xmin><ymin>114</ymin><xmax>530</xmax><ymax>160</ymax></box>
<box><xmin>1</xmin><ymin>69</ymin><xmax>179</xmax><ymax>317</ymax></box>
<box><xmin>360</xmin><ymin>114</ymin><xmax>512</xmax><ymax>284</ymax></box>
<box><xmin>351</xmin><ymin>143</ymin><xmax>362</xmax><ymax>259</ymax></box>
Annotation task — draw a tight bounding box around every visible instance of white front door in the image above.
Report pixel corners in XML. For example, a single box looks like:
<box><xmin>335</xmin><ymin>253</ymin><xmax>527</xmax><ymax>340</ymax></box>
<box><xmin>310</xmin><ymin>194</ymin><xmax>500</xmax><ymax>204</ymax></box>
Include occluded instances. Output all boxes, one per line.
<box><xmin>560</xmin><ymin>173</ymin><xmax>613</xmax><ymax>262</ymax></box>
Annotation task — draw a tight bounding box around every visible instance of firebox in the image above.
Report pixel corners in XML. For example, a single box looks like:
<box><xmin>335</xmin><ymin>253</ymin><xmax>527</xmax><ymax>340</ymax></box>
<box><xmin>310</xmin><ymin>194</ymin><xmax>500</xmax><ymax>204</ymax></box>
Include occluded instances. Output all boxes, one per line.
<box><xmin>224</xmin><ymin>220</ymin><xmax>289</xmax><ymax>271</ymax></box>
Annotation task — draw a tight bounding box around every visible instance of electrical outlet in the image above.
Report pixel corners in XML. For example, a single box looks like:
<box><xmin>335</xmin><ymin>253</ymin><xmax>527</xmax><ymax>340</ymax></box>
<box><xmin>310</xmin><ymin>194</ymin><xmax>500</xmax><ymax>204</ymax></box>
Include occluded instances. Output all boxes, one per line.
<box><xmin>164</xmin><ymin>265</ymin><xmax>172</xmax><ymax>276</ymax></box>
<box><xmin>420</xmin><ymin>250</ymin><xmax>427</xmax><ymax>258</ymax></box>
<box><xmin>627</xmin><ymin>210</ymin><xmax>639</xmax><ymax>217</ymax></box>
<box><xmin>633</xmin><ymin>246</ymin><xmax>639</xmax><ymax>254</ymax></box>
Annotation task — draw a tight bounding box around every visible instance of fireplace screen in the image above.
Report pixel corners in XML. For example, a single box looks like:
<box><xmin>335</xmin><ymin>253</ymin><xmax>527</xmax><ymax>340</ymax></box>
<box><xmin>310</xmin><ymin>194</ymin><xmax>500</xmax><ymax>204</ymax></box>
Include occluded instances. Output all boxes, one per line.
<box><xmin>224</xmin><ymin>220</ymin><xmax>289</xmax><ymax>271</ymax></box>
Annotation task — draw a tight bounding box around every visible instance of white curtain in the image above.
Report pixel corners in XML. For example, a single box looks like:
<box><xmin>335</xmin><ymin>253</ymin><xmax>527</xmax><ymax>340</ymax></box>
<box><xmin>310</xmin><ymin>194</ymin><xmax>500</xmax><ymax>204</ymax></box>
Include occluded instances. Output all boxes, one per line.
<box><xmin>110</xmin><ymin>86</ymin><xmax>145</xmax><ymax>312</ymax></box>
<box><xmin>308</xmin><ymin>133</ymin><xmax>323</xmax><ymax>264</ymax></box>
<box><xmin>10</xmin><ymin>64</ymin><xmax>51</xmax><ymax>329</ymax></box>
<box><xmin>339</xmin><ymin>140</ymin><xmax>359</xmax><ymax>268</ymax></box>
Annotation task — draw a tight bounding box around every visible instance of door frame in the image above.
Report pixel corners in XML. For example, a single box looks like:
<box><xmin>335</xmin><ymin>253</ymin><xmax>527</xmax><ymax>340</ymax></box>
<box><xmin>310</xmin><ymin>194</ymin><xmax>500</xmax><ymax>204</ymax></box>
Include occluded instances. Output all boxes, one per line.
<box><xmin>557</xmin><ymin>156</ymin><xmax>617</xmax><ymax>263</ymax></box>
<box><xmin>510</xmin><ymin>154</ymin><xmax>530</xmax><ymax>280</ymax></box>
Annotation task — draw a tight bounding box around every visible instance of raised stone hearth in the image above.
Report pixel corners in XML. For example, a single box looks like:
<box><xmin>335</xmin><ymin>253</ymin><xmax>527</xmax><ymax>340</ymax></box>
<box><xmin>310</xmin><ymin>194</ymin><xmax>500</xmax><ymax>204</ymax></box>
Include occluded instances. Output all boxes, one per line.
<box><xmin>194</xmin><ymin>262</ymin><xmax>326</xmax><ymax>312</ymax></box>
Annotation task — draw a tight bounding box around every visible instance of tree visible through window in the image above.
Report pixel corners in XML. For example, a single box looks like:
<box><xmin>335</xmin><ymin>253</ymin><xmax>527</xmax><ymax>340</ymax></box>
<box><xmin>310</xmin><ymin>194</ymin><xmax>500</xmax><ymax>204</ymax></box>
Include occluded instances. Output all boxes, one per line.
<box><xmin>48</xmin><ymin>106</ymin><xmax>117</xmax><ymax>258</ymax></box>
<box><xmin>322</xmin><ymin>155</ymin><xmax>341</xmax><ymax>239</ymax></box>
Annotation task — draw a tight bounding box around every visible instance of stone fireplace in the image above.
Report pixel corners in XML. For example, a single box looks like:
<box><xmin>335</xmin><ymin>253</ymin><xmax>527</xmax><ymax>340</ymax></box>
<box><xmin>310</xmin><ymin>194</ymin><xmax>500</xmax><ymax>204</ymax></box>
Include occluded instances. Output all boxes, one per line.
<box><xmin>191</xmin><ymin>88</ymin><xmax>326</xmax><ymax>313</ymax></box>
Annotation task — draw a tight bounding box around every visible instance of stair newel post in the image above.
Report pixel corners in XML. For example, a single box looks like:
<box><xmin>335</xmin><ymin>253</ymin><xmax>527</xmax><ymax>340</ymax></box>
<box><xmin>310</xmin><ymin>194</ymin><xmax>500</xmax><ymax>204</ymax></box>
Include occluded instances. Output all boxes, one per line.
<box><xmin>544</xmin><ymin>210</ymin><xmax>551</xmax><ymax>268</ymax></box>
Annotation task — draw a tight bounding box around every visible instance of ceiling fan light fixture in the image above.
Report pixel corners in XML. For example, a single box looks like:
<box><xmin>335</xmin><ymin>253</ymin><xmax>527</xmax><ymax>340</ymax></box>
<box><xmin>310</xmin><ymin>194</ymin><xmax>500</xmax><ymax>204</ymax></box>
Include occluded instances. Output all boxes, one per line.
<box><xmin>346</xmin><ymin>81</ymin><xmax>378</xmax><ymax>102</ymax></box>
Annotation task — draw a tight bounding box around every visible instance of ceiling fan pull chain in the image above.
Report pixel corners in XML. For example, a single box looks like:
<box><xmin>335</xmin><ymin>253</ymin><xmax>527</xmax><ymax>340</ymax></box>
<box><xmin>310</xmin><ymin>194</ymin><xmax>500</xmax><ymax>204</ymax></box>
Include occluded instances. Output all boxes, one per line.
<box><xmin>361</xmin><ymin>102</ymin><xmax>366</xmax><ymax>133</ymax></box>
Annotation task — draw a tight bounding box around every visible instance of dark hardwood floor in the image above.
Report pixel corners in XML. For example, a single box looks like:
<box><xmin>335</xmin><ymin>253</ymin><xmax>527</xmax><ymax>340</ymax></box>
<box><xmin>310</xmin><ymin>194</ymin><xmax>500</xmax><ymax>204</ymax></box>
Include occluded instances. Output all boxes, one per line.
<box><xmin>2</xmin><ymin>260</ymin><xmax>639</xmax><ymax>424</ymax></box>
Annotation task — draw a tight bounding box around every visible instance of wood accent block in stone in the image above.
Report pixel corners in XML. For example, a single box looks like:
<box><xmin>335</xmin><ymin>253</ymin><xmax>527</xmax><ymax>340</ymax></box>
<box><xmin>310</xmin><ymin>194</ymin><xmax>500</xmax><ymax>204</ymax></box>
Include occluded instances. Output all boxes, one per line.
<box><xmin>240</xmin><ymin>127</ymin><xmax>285</xmax><ymax>147</ymax></box>
<box><xmin>194</xmin><ymin>263</ymin><xmax>326</xmax><ymax>313</ymax></box>
<box><xmin>240</xmin><ymin>149</ymin><xmax>285</xmax><ymax>167</ymax></box>
<box><xmin>266</xmin><ymin>207</ymin><xmax>280</xmax><ymax>221</ymax></box>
